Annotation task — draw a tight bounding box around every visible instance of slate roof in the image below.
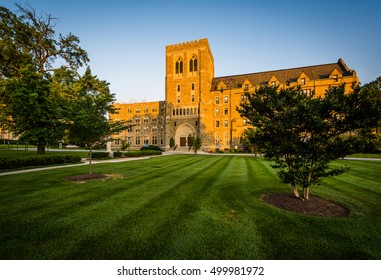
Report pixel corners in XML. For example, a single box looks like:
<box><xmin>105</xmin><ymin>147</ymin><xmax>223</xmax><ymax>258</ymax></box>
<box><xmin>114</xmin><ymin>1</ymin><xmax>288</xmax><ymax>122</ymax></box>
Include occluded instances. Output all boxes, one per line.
<box><xmin>211</xmin><ymin>58</ymin><xmax>356</xmax><ymax>90</ymax></box>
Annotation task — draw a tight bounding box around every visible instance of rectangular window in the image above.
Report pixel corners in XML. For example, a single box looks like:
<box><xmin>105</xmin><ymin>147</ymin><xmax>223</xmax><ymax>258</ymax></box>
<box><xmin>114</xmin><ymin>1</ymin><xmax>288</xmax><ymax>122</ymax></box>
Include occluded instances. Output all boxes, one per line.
<box><xmin>135</xmin><ymin>117</ymin><xmax>140</xmax><ymax>123</ymax></box>
<box><xmin>177</xmin><ymin>96</ymin><xmax>180</xmax><ymax>103</ymax></box>
<box><xmin>136</xmin><ymin>137</ymin><xmax>141</xmax><ymax>145</ymax></box>
<box><xmin>177</xmin><ymin>84</ymin><xmax>181</xmax><ymax>92</ymax></box>
<box><xmin>216</xmin><ymin>120</ymin><xmax>220</xmax><ymax>128</ymax></box>
<box><xmin>191</xmin><ymin>83</ymin><xmax>195</xmax><ymax>91</ymax></box>
<box><xmin>301</xmin><ymin>78</ymin><xmax>305</xmax><ymax>85</ymax></box>
<box><xmin>135</xmin><ymin>108</ymin><xmax>141</xmax><ymax>114</ymax></box>
<box><xmin>224</xmin><ymin>108</ymin><xmax>228</xmax><ymax>115</ymax></box>
<box><xmin>215</xmin><ymin>97</ymin><xmax>220</xmax><ymax>104</ymax></box>
<box><xmin>244</xmin><ymin>84</ymin><xmax>249</xmax><ymax>91</ymax></box>
<box><xmin>215</xmin><ymin>108</ymin><xmax>220</xmax><ymax>115</ymax></box>
<box><xmin>241</xmin><ymin>95</ymin><xmax>247</xmax><ymax>102</ymax></box>
<box><xmin>224</xmin><ymin>120</ymin><xmax>229</xmax><ymax>127</ymax></box>
<box><xmin>191</xmin><ymin>95</ymin><xmax>195</xmax><ymax>102</ymax></box>
<box><xmin>224</xmin><ymin>96</ymin><xmax>228</xmax><ymax>103</ymax></box>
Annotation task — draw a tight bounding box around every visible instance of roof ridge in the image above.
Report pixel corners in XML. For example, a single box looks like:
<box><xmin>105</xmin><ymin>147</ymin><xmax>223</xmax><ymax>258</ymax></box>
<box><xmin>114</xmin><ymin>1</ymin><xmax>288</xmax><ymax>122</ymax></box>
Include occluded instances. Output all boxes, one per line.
<box><xmin>214</xmin><ymin>60</ymin><xmax>341</xmax><ymax>80</ymax></box>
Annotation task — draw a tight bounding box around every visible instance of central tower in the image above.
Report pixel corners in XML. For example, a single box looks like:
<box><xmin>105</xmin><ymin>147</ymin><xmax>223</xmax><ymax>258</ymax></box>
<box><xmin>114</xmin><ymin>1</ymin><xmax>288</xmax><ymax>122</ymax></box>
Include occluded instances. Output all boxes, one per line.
<box><xmin>165</xmin><ymin>38</ymin><xmax>214</xmax><ymax>150</ymax></box>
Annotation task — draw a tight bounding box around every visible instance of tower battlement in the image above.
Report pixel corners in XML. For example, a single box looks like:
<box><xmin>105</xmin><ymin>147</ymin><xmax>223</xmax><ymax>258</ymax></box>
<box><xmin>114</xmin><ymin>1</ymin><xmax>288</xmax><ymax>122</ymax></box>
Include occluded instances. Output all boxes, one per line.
<box><xmin>166</xmin><ymin>38</ymin><xmax>210</xmax><ymax>52</ymax></box>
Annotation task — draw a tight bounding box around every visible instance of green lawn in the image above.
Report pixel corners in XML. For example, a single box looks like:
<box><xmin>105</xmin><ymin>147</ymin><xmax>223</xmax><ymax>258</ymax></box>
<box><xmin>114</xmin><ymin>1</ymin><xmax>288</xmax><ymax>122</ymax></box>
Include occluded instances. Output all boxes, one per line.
<box><xmin>0</xmin><ymin>154</ymin><xmax>380</xmax><ymax>259</ymax></box>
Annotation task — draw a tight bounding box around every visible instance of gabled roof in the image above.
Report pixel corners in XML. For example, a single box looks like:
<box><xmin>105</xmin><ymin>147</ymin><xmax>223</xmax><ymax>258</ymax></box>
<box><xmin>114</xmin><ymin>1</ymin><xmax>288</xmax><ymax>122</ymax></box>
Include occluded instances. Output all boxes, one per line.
<box><xmin>211</xmin><ymin>58</ymin><xmax>356</xmax><ymax>90</ymax></box>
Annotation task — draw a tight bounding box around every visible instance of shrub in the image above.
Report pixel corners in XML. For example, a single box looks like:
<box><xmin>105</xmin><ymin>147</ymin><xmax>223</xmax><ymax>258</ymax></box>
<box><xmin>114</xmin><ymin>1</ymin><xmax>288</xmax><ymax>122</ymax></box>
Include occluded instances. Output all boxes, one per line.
<box><xmin>125</xmin><ymin>150</ymin><xmax>162</xmax><ymax>157</ymax></box>
<box><xmin>90</xmin><ymin>152</ymin><xmax>110</xmax><ymax>159</ymax></box>
<box><xmin>0</xmin><ymin>154</ymin><xmax>82</xmax><ymax>170</ymax></box>
<box><xmin>140</xmin><ymin>145</ymin><xmax>163</xmax><ymax>151</ymax></box>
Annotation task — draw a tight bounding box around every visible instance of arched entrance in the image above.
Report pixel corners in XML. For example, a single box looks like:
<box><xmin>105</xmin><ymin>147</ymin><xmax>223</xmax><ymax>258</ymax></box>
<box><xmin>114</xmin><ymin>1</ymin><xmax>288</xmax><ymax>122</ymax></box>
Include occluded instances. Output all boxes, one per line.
<box><xmin>175</xmin><ymin>123</ymin><xmax>196</xmax><ymax>147</ymax></box>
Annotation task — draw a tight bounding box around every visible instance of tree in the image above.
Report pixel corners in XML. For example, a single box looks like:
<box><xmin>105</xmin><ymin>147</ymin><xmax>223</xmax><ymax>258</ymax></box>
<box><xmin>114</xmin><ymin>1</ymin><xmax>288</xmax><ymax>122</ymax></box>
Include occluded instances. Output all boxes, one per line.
<box><xmin>189</xmin><ymin>134</ymin><xmax>202</xmax><ymax>155</ymax></box>
<box><xmin>238</xmin><ymin>83</ymin><xmax>381</xmax><ymax>200</ymax></box>
<box><xmin>0</xmin><ymin>4</ymin><xmax>88</xmax><ymax>154</ymax></box>
<box><xmin>67</xmin><ymin>68</ymin><xmax>126</xmax><ymax>174</ymax></box>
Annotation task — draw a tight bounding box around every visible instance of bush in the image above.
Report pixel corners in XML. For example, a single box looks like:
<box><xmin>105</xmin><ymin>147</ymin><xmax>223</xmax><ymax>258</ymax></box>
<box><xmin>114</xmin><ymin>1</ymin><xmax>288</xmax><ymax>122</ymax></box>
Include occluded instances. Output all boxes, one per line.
<box><xmin>90</xmin><ymin>152</ymin><xmax>110</xmax><ymax>159</ymax></box>
<box><xmin>125</xmin><ymin>150</ymin><xmax>162</xmax><ymax>157</ymax></box>
<box><xmin>0</xmin><ymin>154</ymin><xmax>82</xmax><ymax>170</ymax></box>
<box><xmin>140</xmin><ymin>145</ymin><xmax>163</xmax><ymax>151</ymax></box>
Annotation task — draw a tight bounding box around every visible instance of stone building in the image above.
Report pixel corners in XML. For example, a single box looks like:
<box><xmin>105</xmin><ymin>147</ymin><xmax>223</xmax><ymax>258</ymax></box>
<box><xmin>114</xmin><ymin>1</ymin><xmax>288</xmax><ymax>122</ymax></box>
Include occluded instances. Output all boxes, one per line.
<box><xmin>110</xmin><ymin>38</ymin><xmax>359</xmax><ymax>151</ymax></box>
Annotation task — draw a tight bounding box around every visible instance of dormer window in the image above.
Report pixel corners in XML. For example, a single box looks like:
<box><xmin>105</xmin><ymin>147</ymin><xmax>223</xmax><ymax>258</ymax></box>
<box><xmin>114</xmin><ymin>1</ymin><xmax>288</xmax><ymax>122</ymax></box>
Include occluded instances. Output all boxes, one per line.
<box><xmin>271</xmin><ymin>81</ymin><xmax>276</xmax><ymax>87</ymax></box>
<box><xmin>301</xmin><ymin>78</ymin><xmax>305</xmax><ymax>85</ymax></box>
<box><xmin>244</xmin><ymin>84</ymin><xmax>249</xmax><ymax>91</ymax></box>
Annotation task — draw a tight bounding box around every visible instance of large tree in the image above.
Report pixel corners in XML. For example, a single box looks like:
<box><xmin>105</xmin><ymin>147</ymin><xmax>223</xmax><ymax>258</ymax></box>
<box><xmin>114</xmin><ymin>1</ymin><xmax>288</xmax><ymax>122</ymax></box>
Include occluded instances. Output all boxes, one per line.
<box><xmin>238</xmin><ymin>82</ymin><xmax>381</xmax><ymax>200</ymax></box>
<box><xmin>0</xmin><ymin>4</ymin><xmax>88</xmax><ymax>154</ymax></box>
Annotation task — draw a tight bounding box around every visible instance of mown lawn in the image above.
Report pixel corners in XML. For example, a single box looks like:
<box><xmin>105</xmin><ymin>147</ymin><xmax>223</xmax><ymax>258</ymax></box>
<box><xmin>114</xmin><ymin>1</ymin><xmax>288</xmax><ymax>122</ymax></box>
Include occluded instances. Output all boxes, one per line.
<box><xmin>0</xmin><ymin>154</ymin><xmax>380</xmax><ymax>259</ymax></box>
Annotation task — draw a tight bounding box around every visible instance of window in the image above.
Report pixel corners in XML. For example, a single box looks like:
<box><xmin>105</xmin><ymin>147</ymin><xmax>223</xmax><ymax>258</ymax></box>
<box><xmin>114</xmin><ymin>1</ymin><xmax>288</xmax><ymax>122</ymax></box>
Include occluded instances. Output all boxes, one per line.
<box><xmin>152</xmin><ymin>136</ymin><xmax>158</xmax><ymax>145</ymax></box>
<box><xmin>152</xmin><ymin>107</ymin><xmax>157</xmax><ymax>113</ymax></box>
<box><xmin>301</xmin><ymin>78</ymin><xmax>305</xmax><ymax>85</ymax></box>
<box><xmin>224</xmin><ymin>108</ymin><xmax>228</xmax><ymax>115</ymax></box>
<box><xmin>189</xmin><ymin>56</ymin><xmax>197</xmax><ymax>72</ymax></box>
<box><xmin>216</xmin><ymin>97</ymin><xmax>220</xmax><ymax>104</ymax></box>
<box><xmin>243</xmin><ymin>119</ymin><xmax>247</xmax><ymax>126</ymax></box>
<box><xmin>191</xmin><ymin>95</ymin><xmax>195</xmax><ymax>102</ymax></box>
<box><xmin>216</xmin><ymin>108</ymin><xmax>220</xmax><ymax>115</ymax></box>
<box><xmin>135</xmin><ymin>137</ymin><xmax>141</xmax><ymax>145</ymax></box>
<box><xmin>241</xmin><ymin>95</ymin><xmax>247</xmax><ymax>102</ymax></box>
<box><xmin>144</xmin><ymin>107</ymin><xmax>148</xmax><ymax>113</ymax></box>
<box><xmin>143</xmin><ymin>117</ymin><xmax>149</xmax><ymax>123</ymax></box>
<box><xmin>191</xmin><ymin>83</ymin><xmax>195</xmax><ymax>91</ymax></box>
<box><xmin>177</xmin><ymin>96</ymin><xmax>180</xmax><ymax>103</ymax></box>
<box><xmin>271</xmin><ymin>81</ymin><xmax>276</xmax><ymax>87</ymax></box>
<box><xmin>175</xmin><ymin>58</ymin><xmax>183</xmax><ymax>74</ymax></box>
<box><xmin>333</xmin><ymin>75</ymin><xmax>338</xmax><ymax>82</ymax></box>
<box><xmin>216</xmin><ymin>120</ymin><xmax>220</xmax><ymax>128</ymax></box>
<box><xmin>224</xmin><ymin>120</ymin><xmax>229</xmax><ymax>127</ymax></box>
<box><xmin>177</xmin><ymin>84</ymin><xmax>181</xmax><ymax>92</ymax></box>
<box><xmin>135</xmin><ymin>117</ymin><xmax>140</xmax><ymax>123</ymax></box>
<box><xmin>127</xmin><ymin>108</ymin><xmax>132</xmax><ymax>114</ymax></box>
<box><xmin>152</xmin><ymin>118</ymin><xmax>157</xmax><ymax>123</ymax></box>
<box><xmin>135</xmin><ymin>108</ymin><xmax>141</xmax><ymax>114</ymax></box>
<box><xmin>224</xmin><ymin>96</ymin><xmax>228</xmax><ymax>103</ymax></box>
<box><xmin>173</xmin><ymin>109</ymin><xmax>175</xmax><ymax>116</ymax></box>
<box><xmin>244</xmin><ymin>84</ymin><xmax>249</xmax><ymax>91</ymax></box>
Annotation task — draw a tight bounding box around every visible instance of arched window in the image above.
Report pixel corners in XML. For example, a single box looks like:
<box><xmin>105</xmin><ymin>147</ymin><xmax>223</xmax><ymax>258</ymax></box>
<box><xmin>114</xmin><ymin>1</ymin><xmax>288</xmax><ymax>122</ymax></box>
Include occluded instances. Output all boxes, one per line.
<box><xmin>189</xmin><ymin>56</ymin><xmax>198</xmax><ymax>72</ymax></box>
<box><xmin>175</xmin><ymin>58</ymin><xmax>183</xmax><ymax>74</ymax></box>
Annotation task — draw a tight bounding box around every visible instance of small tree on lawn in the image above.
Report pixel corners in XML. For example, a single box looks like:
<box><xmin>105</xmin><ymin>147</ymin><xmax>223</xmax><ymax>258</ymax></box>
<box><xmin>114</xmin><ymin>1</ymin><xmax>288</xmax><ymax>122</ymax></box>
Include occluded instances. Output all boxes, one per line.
<box><xmin>238</xmin><ymin>83</ymin><xmax>381</xmax><ymax>200</ymax></box>
<box><xmin>189</xmin><ymin>134</ymin><xmax>202</xmax><ymax>155</ymax></box>
<box><xmin>67</xmin><ymin>68</ymin><xmax>126</xmax><ymax>174</ymax></box>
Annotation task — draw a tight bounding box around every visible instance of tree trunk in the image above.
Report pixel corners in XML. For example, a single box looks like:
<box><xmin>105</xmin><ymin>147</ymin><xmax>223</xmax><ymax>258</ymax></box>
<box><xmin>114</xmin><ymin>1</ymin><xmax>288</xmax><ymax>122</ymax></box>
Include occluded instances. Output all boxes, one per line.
<box><xmin>89</xmin><ymin>146</ymin><xmax>92</xmax><ymax>175</ymax></box>
<box><xmin>37</xmin><ymin>143</ymin><xmax>45</xmax><ymax>154</ymax></box>
<box><xmin>291</xmin><ymin>183</ymin><xmax>300</xmax><ymax>198</ymax></box>
<box><xmin>303</xmin><ymin>186</ymin><xmax>309</xmax><ymax>200</ymax></box>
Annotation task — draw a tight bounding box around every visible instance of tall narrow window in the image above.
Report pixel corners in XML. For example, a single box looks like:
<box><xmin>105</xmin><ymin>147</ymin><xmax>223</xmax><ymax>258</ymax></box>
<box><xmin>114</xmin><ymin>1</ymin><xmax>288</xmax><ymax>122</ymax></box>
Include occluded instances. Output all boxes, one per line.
<box><xmin>176</xmin><ymin>58</ymin><xmax>183</xmax><ymax>74</ymax></box>
<box><xmin>190</xmin><ymin>56</ymin><xmax>198</xmax><ymax>72</ymax></box>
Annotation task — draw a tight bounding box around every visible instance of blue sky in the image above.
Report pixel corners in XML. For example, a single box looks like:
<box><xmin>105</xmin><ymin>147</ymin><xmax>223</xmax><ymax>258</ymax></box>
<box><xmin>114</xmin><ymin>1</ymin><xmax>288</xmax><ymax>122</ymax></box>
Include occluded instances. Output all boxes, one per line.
<box><xmin>2</xmin><ymin>0</ymin><xmax>380</xmax><ymax>102</ymax></box>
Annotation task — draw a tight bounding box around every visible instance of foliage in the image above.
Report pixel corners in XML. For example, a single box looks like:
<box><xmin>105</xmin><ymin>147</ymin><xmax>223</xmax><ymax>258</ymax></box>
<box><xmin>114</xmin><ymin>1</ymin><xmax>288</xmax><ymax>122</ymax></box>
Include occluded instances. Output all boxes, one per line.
<box><xmin>125</xmin><ymin>150</ymin><xmax>162</xmax><ymax>157</ymax></box>
<box><xmin>169</xmin><ymin>137</ymin><xmax>175</xmax><ymax>148</ymax></box>
<box><xmin>0</xmin><ymin>4</ymin><xmax>89</xmax><ymax>154</ymax></box>
<box><xmin>89</xmin><ymin>152</ymin><xmax>111</xmax><ymax>159</ymax></box>
<box><xmin>67</xmin><ymin>68</ymin><xmax>127</xmax><ymax>174</ymax></box>
<box><xmin>188</xmin><ymin>134</ymin><xmax>202</xmax><ymax>154</ymax></box>
<box><xmin>140</xmin><ymin>145</ymin><xmax>162</xmax><ymax>151</ymax></box>
<box><xmin>0</xmin><ymin>154</ymin><xmax>81</xmax><ymax>170</ymax></box>
<box><xmin>238</xmin><ymin>82</ymin><xmax>381</xmax><ymax>199</ymax></box>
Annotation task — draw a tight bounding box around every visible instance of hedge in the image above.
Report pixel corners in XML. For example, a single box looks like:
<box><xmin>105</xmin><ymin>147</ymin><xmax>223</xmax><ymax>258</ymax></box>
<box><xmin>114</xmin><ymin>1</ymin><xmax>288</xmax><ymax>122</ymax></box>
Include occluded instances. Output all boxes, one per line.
<box><xmin>124</xmin><ymin>150</ymin><xmax>162</xmax><ymax>157</ymax></box>
<box><xmin>89</xmin><ymin>152</ymin><xmax>111</xmax><ymax>159</ymax></box>
<box><xmin>0</xmin><ymin>154</ymin><xmax>82</xmax><ymax>170</ymax></box>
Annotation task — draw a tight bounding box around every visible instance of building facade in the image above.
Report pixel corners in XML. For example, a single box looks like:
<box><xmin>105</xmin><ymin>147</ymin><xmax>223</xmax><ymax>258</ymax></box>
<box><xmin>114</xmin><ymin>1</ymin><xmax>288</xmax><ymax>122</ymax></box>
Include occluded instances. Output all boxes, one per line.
<box><xmin>110</xmin><ymin>38</ymin><xmax>359</xmax><ymax>151</ymax></box>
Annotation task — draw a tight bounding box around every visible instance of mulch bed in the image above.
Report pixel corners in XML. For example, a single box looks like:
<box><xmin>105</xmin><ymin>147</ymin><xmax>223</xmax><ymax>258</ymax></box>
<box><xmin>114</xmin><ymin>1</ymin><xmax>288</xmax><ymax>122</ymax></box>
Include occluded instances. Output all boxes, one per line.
<box><xmin>67</xmin><ymin>173</ymin><xmax>108</xmax><ymax>182</ymax></box>
<box><xmin>262</xmin><ymin>192</ymin><xmax>349</xmax><ymax>217</ymax></box>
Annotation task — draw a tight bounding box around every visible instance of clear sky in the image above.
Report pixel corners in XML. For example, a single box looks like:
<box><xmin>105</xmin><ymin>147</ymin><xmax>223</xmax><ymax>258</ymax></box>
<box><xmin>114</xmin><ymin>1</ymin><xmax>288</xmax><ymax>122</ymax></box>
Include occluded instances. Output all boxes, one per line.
<box><xmin>2</xmin><ymin>0</ymin><xmax>381</xmax><ymax>103</ymax></box>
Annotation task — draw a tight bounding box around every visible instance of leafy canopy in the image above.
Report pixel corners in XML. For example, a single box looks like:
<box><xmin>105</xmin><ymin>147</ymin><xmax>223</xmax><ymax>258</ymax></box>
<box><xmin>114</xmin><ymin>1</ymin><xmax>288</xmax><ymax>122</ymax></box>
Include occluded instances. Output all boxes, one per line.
<box><xmin>238</xmin><ymin>82</ymin><xmax>381</xmax><ymax>199</ymax></box>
